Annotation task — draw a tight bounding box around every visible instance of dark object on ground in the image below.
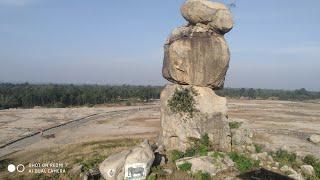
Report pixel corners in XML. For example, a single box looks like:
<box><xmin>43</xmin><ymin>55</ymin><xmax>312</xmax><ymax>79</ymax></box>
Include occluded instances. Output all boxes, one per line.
<box><xmin>238</xmin><ymin>168</ymin><xmax>293</xmax><ymax>180</ymax></box>
<box><xmin>85</xmin><ymin>168</ymin><xmax>101</xmax><ymax>180</ymax></box>
<box><xmin>41</xmin><ymin>134</ymin><xmax>55</xmax><ymax>139</ymax></box>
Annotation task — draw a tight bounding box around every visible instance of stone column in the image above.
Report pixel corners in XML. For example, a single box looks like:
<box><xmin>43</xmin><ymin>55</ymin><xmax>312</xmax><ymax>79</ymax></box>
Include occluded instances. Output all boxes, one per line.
<box><xmin>159</xmin><ymin>0</ymin><xmax>234</xmax><ymax>152</ymax></box>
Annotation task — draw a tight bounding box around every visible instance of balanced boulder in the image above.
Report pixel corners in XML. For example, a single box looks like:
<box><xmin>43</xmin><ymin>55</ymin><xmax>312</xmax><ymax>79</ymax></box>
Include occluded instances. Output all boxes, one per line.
<box><xmin>163</xmin><ymin>24</ymin><xmax>230</xmax><ymax>89</ymax></box>
<box><xmin>181</xmin><ymin>0</ymin><xmax>233</xmax><ymax>34</ymax></box>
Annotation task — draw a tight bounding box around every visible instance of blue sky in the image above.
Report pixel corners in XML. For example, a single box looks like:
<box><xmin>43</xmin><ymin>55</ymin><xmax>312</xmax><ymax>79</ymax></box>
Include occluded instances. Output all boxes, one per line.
<box><xmin>0</xmin><ymin>0</ymin><xmax>319</xmax><ymax>90</ymax></box>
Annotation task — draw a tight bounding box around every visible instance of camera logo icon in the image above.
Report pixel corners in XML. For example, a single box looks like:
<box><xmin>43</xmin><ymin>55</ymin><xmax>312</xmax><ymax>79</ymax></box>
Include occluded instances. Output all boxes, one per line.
<box><xmin>7</xmin><ymin>164</ymin><xmax>15</xmax><ymax>172</ymax></box>
<box><xmin>7</xmin><ymin>164</ymin><xmax>25</xmax><ymax>173</ymax></box>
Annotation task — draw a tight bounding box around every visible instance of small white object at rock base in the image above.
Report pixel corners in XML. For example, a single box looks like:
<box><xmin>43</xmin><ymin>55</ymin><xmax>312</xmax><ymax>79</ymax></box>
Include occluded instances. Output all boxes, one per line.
<box><xmin>280</xmin><ymin>165</ymin><xmax>289</xmax><ymax>172</ymax></box>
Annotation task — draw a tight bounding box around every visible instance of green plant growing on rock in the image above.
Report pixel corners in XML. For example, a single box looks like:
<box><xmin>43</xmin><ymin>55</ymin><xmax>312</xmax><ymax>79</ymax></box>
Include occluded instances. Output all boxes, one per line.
<box><xmin>184</xmin><ymin>148</ymin><xmax>196</xmax><ymax>157</ymax></box>
<box><xmin>303</xmin><ymin>155</ymin><xmax>320</xmax><ymax>178</ymax></box>
<box><xmin>254</xmin><ymin>144</ymin><xmax>263</xmax><ymax>153</ymax></box>
<box><xmin>178</xmin><ymin>162</ymin><xmax>192</xmax><ymax>171</ymax></box>
<box><xmin>194</xmin><ymin>171</ymin><xmax>211</xmax><ymax>180</ymax></box>
<box><xmin>228</xmin><ymin>152</ymin><xmax>260</xmax><ymax>172</ymax></box>
<box><xmin>229</xmin><ymin>121</ymin><xmax>242</xmax><ymax>129</ymax></box>
<box><xmin>151</xmin><ymin>166</ymin><xmax>166</xmax><ymax>177</ymax></box>
<box><xmin>168</xmin><ymin>87</ymin><xmax>198</xmax><ymax>118</ymax></box>
<box><xmin>273</xmin><ymin>149</ymin><xmax>298</xmax><ymax>167</ymax></box>
<box><xmin>170</xmin><ymin>150</ymin><xmax>184</xmax><ymax>162</ymax></box>
<box><xmin>187</xmin><ymin>134</ymin><xmax>211</xmax><ymax>156</ymax></box>
<box><xmin>211</xmin><ymin>151</ymin><xmax>225</xmax><ymax>159</ymax></box>
<box><xmin>147</xmin><ymin>174</ymin><xmax>157</xmax><ymax>180</ymax></box>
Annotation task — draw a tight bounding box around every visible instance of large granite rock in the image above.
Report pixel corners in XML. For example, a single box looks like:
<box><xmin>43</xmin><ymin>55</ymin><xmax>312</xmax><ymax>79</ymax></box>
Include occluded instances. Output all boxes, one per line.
<box><xmin>99</xmin><ymin>140</ymin><xmax>155</xmax><ymax>180</ymax></box>
<box><xmin>159</xmin><ymin>84</ymin><xmax>231</xmax><ymax>152</ymax></box>
<box><xmin>181</xmin><ymin>0</ymin><xmax>233</xmax><ymax>34</ymax></box>
<box><xmin>124</xmin><ymin>140</ymin><xmax>155</xmax><ymax>180</ymax></box>
<box><xmin>163</xmin><ymin>26</ymin><xmax>230</xmax><ymax>89</ymax></box>
<box><xmin>99</xmin><ymin>150</ymin><xmax>131</xmax><ymax>180</ymax></box>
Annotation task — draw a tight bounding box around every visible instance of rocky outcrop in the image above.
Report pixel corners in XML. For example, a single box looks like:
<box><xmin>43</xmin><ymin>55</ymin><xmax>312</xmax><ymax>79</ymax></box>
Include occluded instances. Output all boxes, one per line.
<box><xmin>181</xmin><ymin>0</ymin><xmax>233</xmax><ymax>34</ymax></box>
<box><xmin>159</xmin><ymin>84</ymin><xmax>231</xmax><ymax>152</ymax></box>
<box><xmin>160</xmin><ymin>0</ymin><xmax>233</xmax><ymax>153</ymax></box>
<box><xmin>99</xmin><ymin>140</ymin><xmax>154</xmax><ymax>180</ymax></box>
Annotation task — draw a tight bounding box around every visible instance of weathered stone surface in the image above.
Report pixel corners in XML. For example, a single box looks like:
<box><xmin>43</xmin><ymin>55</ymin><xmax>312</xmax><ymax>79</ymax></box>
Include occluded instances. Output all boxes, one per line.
<box><xmin>163</xmin><ymin>29</ymin><xmax>230</xmax><ymax>89</ymax></box>
<box><xmin>176</xmin><ymin>154</ymin><xmax>234</xmax><ymax>176</ymax></box>
<box><xmin>181</xmin><ymin>0</ymin><xmax>233</xmax><ymax>34</ymax></box>
<box><xmin>300</xmin><ymin>165</ymin><xmax>314</xmax><ymax>176</ymax></box>
<box><xmin>159</xmin><ymin>84</ymin><xmax>231</xmax><ymax>152</ymax></box>
<box><xmin>231</xmin><ymin>126</ymin><xmax>253</xmax><ymax>152</ymax></box>
<box><xmin>99</xmin><ymin>150</ymin><xmax>131</xmax><ymax>180</ymax></box>
<box><xmin>309</xmin><ymin>134</ymin><xmax>320</xmax><ymax>144</ymax></box>
<box><xmin>125</xmin><ymin>140</ymin><xmax>155</xmax><ymax>179</ymax></box>
<box><xmin>99</xmin><ymin>140</ymin><xmax>155</xmax><ymax>180</ymax></box>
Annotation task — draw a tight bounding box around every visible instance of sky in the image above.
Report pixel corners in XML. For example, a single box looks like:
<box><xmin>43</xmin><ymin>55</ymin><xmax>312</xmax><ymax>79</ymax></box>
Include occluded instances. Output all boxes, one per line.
<box><xmin>0</xmin><ymin>0</ymin><xmax>319</xmax><ymax>91</ymax></box>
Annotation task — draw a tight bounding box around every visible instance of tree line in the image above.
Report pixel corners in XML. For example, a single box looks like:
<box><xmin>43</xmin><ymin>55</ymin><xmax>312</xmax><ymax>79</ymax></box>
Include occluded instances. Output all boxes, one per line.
<box><xmin>0</xmin><ymin>83</ymin><xmax>319</xmax><ymax>109</ymax></box>
<box><xmin>0</xmin><ymin>83</ymin><xmax>161</xmax><ymax>109</ymax></box>
<box><xmin>216</xmin><ymin>88</ymin><xmax>320</xmax><ymax>101</ymax></box>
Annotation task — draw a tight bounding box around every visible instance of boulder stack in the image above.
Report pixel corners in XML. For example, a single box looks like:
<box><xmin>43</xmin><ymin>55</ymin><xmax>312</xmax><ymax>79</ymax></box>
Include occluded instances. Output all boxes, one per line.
<box><xmin>160</xmin><ymin>0</ymin><xmax>233</xmax><ymax>152</ymax></box>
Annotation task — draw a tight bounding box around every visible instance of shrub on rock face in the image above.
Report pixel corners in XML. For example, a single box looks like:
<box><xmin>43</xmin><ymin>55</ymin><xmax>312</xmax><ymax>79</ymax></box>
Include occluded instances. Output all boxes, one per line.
<box><xmin>170</xmin><ymin>150</ymin><xmax>184</xmax><ymax>162</ymax></box>
<box><xmin>178</xmin><ymin>162</ymin><xmax>192</xmax><ymax>171</ymax></box>
<box><xmin>187</xmin><ymin>134</ymin><xmax>211</xmax><ymax>156</ymax></box>
<box><xmin>254</xmin><ymin>144</ymin><xmax>263</xmax><ymax>153</ymax></box>
<box><xmin>147</xmin><ymin>174</ymin><xmax>157</xmax><ymax>180</ymax></box>
<box><xmin>273</xmin><ymin>150</ymin><xmax>298</xmax><ymax>167</ymax></box>
<box><xmin>168</xmin><ymin>87</ymin><xmax>198</xmax><ymax>118</ymax></box>
<box><xmin>228</xmin><ymin>152</ymin><xmax>259</xmax><ymax>172</ymax></box>
<box><xmin>303</xmin><ymin>155</ymin><xmax>320</xmax><ymax>178</ymax></box>
<box><xmin>229</xmin><ymin>121</ymin><xmax>242</xmax><ymax>129</ymax></box>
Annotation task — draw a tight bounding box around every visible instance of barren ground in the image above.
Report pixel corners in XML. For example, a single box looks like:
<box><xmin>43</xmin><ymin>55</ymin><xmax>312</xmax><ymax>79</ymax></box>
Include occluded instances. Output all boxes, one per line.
<box><xmin>0</xmin><ymin>99</ymin><xmax>319</xmax><ymax>179</ymax></box>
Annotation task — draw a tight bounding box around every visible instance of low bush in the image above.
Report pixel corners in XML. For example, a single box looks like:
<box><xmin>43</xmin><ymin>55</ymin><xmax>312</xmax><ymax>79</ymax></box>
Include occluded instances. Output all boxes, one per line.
<box><xmin>170</xmin><ymin>150</ymin><xmax>184</xmax><ymax>162</ymax></box>
<box><xmin>178</xmin><ymin>162</ymin><xmax>192</xmax><ymax>172</ymax></box>
<box><xmin>187</xmin><ymin>134</ymin><xmax>211</xmax><ymax>156</ymax></box>
<box><xmin>303</xmin><ymin>155</ymin><xmax>320</xmax><ymax>178</ymax></box>
<box><xmin>194</xmin><ymin>171</ymin><xmax>211</xmax><ymax>180</ymax></box>
<box><xmin>147</xmin><ymin>174</ymin><xmax>157</xmax><ymax>180</ymax></box>
<box><xmin>229</xmin><ymin>121</ymin><xmax>242</xmax><ymax>129</ymax></box>
<box><xmin>254</xmin><ymin>144</ymin><xmax>263</xmax><ymax>153</ymax></box>
<box><xmin>184</xmin><ymin>147</ymin><xmax>196</xmax><ymax>157</ymax></box>
<box><xmin>168</xmin><ymin>87</ymin><xmax>198</xmax><ymax>118</ymax></box>
<box><xmin>211</xmin><ymin>152</ymin><xmax>225</xmax><ymax>159</ymax></box>
<box><xmin>151</xmin><ymin>166</ymin><xmax>166</xmax><ymax>177</ymax></box>
<box><xmin>273</xmin><ymin>150</ymin><xmax>297</xmax><ymax>167</ymax></box>
<box><xmin>228</xmin><ymin>152</ymin><xmax>260</xmax><ymax>172</ymax></box>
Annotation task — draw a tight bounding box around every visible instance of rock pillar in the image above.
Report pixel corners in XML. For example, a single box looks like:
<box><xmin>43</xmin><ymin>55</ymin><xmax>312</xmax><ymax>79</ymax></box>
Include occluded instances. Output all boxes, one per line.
<box><xmin>159</xmin><ymin>0</ymin><xmax>234</xmax><ymax>152</ymax></box>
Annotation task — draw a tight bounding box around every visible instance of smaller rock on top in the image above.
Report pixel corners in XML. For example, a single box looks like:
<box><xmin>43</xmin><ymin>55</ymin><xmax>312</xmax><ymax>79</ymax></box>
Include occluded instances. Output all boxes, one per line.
<box><xmin>181</xmin><ymin>0</ymin><xmax>233</xmax><ymax>34</ymax></box>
